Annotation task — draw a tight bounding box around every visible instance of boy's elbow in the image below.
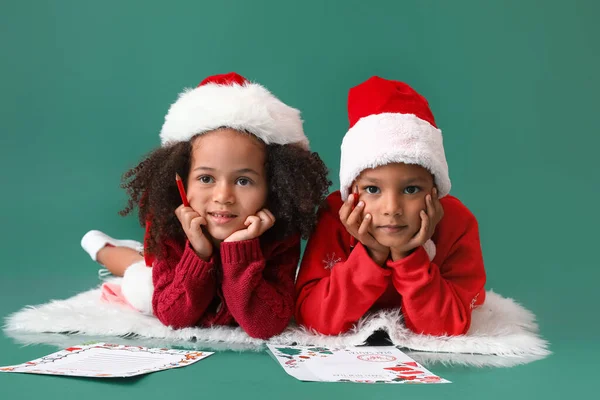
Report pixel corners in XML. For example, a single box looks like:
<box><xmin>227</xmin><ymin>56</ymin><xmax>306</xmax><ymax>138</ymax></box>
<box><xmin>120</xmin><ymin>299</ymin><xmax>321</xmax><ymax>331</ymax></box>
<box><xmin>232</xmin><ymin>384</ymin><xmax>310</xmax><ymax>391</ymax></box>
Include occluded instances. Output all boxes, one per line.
<box><xmin>407</xmin><ymin>316</ymin><xmax>470</xmax><ymax>337</ymax></box>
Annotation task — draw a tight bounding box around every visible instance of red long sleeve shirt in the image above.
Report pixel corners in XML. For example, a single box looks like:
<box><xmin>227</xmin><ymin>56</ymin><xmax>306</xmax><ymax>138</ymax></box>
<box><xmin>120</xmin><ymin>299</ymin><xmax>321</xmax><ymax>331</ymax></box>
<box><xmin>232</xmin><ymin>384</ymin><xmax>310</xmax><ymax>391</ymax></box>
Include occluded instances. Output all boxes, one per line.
<box><xmin>295</xmin><ymin>191</ymin><xmax>486</xmax><ymax>336</ymax></box>
<box><xmin>149</xmin><ymin>231</ymin><xmax>299</xmax><ymax>340</ymax></box>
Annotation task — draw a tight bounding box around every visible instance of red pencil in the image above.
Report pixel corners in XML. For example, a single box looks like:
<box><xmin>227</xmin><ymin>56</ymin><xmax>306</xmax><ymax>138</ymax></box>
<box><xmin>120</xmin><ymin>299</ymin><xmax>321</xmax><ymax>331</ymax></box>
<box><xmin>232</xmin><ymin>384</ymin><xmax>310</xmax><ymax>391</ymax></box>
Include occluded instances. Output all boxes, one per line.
<box><xmin>350</xmin><ymin>185</ymin><xmax>359</xmax><ymax>247</ymax></box>
<box><xmin>175</xmin><ymin>173</ymin><xmax>190</xmax><ymax>207</ymax></box>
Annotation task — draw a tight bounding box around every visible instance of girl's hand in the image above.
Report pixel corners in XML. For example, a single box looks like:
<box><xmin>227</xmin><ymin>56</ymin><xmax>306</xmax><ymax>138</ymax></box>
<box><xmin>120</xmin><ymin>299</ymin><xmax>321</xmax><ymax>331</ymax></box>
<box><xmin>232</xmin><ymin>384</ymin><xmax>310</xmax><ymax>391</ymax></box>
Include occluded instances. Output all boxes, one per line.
<box><xmin>175</xmin><ymin>205</ymin><xmax>212</xmax><ymax>260</ymax></box>
<box><xmin>224</xmin><ymin>209</ymin><xmax>276</xmax><ymax>243</ymax></box>
<box><xmin>390</xmin><ymin>187</ymin><xmax>444</xmax><ymax>260</ymax></box>
<box><xmin>339</xmin><ymin>193</ymin><xmax>390</xmax><ymax>265</ymax></box>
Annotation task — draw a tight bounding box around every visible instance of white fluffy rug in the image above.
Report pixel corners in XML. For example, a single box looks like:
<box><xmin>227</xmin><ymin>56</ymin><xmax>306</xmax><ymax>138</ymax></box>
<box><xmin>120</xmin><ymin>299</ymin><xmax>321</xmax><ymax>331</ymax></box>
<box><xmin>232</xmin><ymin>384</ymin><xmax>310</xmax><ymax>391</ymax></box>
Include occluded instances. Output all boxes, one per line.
<box><xmin>4</xmin><ymin>278</ymin><xmax>550</xmax><ymax>367</ymax></box>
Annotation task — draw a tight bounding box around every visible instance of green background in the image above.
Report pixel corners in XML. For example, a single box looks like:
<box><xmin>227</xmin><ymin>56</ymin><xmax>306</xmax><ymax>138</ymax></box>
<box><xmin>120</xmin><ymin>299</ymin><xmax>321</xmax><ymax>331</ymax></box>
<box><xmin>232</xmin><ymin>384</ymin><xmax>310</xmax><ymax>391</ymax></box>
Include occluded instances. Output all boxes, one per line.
<box><xmin>1</xmin><ymin>0</ymin><xmax>597</xmax><ymax>398</ymax></box>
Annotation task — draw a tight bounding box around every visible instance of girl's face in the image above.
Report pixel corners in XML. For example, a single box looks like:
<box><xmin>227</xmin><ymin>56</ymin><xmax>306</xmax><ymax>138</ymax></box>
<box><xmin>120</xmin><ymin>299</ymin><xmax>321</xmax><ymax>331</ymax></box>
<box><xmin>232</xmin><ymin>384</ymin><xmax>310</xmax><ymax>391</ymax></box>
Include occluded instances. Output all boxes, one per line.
<box><xmin>353</xmin><ymin>163</ymin><xmax>434</xmax><ymax>248</ymax></box>
<box><xmin>186</xmin><ymin>128</ymin><xmax>268</xmax><ymax>241</ymax></box>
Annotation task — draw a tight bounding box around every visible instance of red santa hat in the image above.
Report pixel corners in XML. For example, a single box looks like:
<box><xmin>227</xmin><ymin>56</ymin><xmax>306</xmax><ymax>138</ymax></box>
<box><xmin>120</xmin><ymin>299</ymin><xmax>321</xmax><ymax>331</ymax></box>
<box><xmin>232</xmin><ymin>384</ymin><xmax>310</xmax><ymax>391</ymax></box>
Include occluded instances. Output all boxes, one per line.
<box><xmin>339</xmin><ymin>76</ymin><xmax>451</xmax><ymax>200</ymax></box>
<box><xmin>159</xmin><ymin>72</ymin><xmax>309</xmax><ymax>149</ymax></box>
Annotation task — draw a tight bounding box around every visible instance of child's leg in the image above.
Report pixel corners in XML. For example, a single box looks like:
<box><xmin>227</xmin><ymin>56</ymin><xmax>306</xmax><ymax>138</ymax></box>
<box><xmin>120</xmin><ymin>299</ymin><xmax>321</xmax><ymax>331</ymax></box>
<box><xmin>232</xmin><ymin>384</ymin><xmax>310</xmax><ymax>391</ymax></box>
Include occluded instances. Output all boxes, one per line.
<box><xmin>96</xmin><ymin>246</ymin><xmax>144</xmax><ymax>277</ymax></box>
<box><xmin>81</xmin><ymin>230</ymin><xmax>144</xmax><ymax>277</ymax></box>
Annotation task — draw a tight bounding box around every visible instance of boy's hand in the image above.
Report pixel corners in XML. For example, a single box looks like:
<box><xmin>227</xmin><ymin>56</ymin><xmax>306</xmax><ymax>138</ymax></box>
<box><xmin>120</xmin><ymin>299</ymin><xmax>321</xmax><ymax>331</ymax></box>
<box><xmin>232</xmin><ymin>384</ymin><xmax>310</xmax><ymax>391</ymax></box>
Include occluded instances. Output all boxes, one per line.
<box><xmin>224</xmin><ymin>209</ymin><xmax>275</xmax><ymax>243</ymax></box>
<box><xmin>175</xmin><ymin>205</ymin><xmax>213</xmax><ymax>261</ymax></box>
<box><xmin>390</xmin><ymin>188</ymin><xmax>444</xmax><ymax>261</ymax></box>
<box><xmin>339</xmin><ymin>193</ymin><xmax>390</xmax><ymax>265</ymax></box>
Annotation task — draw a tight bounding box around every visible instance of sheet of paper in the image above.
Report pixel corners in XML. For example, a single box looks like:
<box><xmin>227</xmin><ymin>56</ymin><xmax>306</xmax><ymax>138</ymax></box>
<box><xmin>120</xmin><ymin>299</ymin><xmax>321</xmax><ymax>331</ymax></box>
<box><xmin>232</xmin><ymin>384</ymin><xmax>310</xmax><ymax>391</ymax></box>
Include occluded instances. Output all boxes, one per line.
<box><xmin>0</xmin><ymin>343</ymin><xmax>213</xmax><ymax>378</ymax></box>
<box><xmin>267</xmin><ymin>345</ymin><xmax>450</xmax><ymax>384</ymax></box>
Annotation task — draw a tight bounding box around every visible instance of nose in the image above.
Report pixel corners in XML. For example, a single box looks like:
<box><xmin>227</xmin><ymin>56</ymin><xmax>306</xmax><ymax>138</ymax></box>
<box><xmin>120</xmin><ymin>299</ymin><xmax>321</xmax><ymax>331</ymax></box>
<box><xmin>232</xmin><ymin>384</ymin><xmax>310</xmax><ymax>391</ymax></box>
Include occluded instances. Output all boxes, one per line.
<box><xmin>382</xmin><ymin>192</ymin><xmax>403</xmax><ymax>217</ymax></box>
<box><xmin>213</xmin><ymin>182</ymin><xmax>235</xmax><ymax>205</ymax></box>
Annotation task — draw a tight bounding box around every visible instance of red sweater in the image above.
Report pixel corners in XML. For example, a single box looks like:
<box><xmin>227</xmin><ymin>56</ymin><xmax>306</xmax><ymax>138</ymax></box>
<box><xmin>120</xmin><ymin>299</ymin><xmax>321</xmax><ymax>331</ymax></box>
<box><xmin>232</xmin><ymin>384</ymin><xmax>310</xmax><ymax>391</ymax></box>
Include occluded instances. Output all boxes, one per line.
<box><xmin>148</xmin><ymin>231</ymin><xmax>299</xmax><ymax>340</ymax></box>
<box><xmin>295</xmin><ymin>191</ymin><xmax>486</xmax><ymax>336</ymax></box>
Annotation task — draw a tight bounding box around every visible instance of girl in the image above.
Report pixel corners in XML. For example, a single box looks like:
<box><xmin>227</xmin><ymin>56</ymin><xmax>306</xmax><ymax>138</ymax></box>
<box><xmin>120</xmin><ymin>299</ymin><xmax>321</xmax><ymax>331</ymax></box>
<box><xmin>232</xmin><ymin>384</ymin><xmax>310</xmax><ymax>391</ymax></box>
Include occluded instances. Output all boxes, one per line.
<box><xmin>295</xmin><ymin>76</ymin><xmax>486</xmax><ymax>337</ymax></box>
<box><xmin>82</xmin><ymin>72</ymin><xmax>330</xmax><ymax>339</ymax></box>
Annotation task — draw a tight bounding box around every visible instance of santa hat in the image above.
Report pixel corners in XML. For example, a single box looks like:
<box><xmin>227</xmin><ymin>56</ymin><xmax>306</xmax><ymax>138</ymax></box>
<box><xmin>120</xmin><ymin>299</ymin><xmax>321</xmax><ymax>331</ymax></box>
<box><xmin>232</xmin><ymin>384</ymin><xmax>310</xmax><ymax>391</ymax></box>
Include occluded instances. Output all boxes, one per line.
<box><xmin>339</xmin><ymin>76</ymin><xmax>451</xmax><ymax>200</ymax></box>
<box><xmin>159</xmin><ymin>72</ymin><xmax>309</xmax><ymax>149</ymax></box>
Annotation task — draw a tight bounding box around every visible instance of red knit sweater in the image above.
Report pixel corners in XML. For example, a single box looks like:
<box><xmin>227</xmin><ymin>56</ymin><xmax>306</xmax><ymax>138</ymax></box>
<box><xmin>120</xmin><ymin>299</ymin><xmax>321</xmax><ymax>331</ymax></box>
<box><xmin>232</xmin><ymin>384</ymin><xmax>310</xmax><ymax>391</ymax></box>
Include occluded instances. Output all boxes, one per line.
<box><xmin>148</xmin><ymin>231</ymin><xmax>299</xmax><ymax>339</ymax></box>
<box><xmin>295</xmin><ymin>191</ymin><xmax>486</xmax><ymax>336</ymax></box>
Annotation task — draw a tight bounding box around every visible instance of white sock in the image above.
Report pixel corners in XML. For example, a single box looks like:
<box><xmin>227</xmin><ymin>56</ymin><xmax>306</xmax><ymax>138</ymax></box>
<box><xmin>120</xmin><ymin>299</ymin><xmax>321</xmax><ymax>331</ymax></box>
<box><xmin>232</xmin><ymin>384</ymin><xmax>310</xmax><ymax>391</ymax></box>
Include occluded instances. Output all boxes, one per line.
<box><xmin>81</xmin><ymin>230</ymin><xmax>143</xmax><ymax>262</ymax></box>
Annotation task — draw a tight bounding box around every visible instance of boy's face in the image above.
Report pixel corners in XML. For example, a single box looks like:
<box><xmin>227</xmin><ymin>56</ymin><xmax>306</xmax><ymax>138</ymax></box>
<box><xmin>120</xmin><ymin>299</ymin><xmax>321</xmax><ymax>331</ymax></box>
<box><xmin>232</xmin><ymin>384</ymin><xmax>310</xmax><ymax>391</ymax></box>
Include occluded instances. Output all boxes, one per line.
<box><xmin>353</xmin><ymin>163</ymin><xmax>435</xmax><ymax>248</ymax></box>
<box><xmin>186</xmin><ymin>128</ymin><xmax>268</xmax><ymax>241</ymax></box>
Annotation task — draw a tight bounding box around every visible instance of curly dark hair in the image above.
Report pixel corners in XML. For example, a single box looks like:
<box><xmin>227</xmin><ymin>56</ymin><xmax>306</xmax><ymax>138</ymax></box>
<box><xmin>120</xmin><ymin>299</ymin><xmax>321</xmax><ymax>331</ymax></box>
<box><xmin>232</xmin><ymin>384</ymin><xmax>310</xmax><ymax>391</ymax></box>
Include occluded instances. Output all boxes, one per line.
<box><xmin>120</xmin><ymin>134</ymin><xmax>331</xmax><ymax>258</ymax></box>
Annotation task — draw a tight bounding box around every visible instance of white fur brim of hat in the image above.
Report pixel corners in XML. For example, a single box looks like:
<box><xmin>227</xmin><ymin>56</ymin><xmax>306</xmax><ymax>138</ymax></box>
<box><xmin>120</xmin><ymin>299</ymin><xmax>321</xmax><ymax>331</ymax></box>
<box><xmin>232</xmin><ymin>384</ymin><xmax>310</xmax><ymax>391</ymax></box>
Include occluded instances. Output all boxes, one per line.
<box><xmin>160</xmin><ymin>82</ymin><xmax>309</xmax><ymax>149</ymax></box>
<box><xmin>339</xmin><ymin>113</ymin><xmax>451</xmax><ymax>200</ymax></box>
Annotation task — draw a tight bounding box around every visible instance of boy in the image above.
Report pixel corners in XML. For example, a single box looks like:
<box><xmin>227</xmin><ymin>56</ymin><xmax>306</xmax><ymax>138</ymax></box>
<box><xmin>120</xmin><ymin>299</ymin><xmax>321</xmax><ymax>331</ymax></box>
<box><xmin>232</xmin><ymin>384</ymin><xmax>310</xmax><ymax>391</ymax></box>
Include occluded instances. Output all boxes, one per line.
<box><xmin>295</xmin><ymin>76</ymin><xmax>486</xmax><ymax>336</ymax></box>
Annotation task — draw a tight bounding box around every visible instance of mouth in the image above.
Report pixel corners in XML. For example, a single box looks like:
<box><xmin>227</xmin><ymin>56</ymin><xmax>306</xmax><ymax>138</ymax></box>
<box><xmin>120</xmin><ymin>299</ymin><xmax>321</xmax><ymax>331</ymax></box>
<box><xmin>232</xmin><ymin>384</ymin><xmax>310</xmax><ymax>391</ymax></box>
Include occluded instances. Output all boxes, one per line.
<box><xmin>207</xmin><ymin>211</ymin><xmax>238</xmax><ymax>224</ymax></box>
<box><xmin>377</xmin><ymin>225</ymin><xmax>408</xmax><ymax>234</ymax></box>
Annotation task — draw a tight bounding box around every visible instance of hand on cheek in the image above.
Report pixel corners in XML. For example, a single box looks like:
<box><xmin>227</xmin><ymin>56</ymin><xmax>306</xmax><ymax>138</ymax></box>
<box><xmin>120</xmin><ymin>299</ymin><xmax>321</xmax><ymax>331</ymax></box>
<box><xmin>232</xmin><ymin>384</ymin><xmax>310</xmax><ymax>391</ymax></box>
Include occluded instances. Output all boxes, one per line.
<box><xmin>339</xmin><ymin>194</ymin><xmax>390</xmax><ymax>266</ymax></box>
<box><xmin>223</xmin><ymin>209</ymin><xmax>276</xmax><ymax>243</ymax></box>
<box><xmin>175</xmin><ymin>205</ymin><xmax>212</xmax><ymax>261</ymax></box>
<box><xmin>389</xmin><ymin>187</ymin><xmax>444</xmax><ymax>261</ymax></box>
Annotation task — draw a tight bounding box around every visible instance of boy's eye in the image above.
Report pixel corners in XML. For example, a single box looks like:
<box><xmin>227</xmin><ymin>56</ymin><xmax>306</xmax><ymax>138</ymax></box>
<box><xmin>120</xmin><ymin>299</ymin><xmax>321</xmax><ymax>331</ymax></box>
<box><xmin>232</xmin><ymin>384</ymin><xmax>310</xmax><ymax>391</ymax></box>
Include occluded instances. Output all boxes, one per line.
<box><xmin>404</xmin><ymin>186</ymin><xmax>420</xmax><ymax>195</ymax></box>
<box><xmin>365</xmin><ymin>186</ymin><xmax>380</xmax><ymax>194</ymax></box>
<box><xmin>198</xmin><ymin>175</ymin><xmax>214</xmax><ymax>184</ymax></box>
<box><xmin>236</xmin><ymin>177</ymin><xmax>252</xmax><ymax>186</ymax></box>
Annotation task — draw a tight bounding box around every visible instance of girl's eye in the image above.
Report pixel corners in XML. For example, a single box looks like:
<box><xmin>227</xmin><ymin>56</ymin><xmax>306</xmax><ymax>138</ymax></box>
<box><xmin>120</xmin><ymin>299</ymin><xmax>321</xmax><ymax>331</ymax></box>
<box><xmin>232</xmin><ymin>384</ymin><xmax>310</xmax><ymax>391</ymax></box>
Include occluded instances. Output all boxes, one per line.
<box><xmin>236</xmin><ymin>177</ymin><xmax>252</xmax><ymax>186</ymax></box>
<box><xmin>404</xmin><ymin>186</ymin><xmax>420</xmax><ymax>195</ymax></box>
<box><xmin>365</xmin><ymin>186</ymin><xmax>380</xmax><ymax>194</ymax></box>
<box><xmin>199</xmin><ymin>175</ymin><xmax>214</xmax><ymax>184</ymax></box>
